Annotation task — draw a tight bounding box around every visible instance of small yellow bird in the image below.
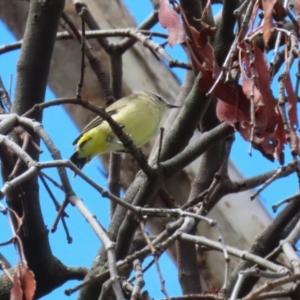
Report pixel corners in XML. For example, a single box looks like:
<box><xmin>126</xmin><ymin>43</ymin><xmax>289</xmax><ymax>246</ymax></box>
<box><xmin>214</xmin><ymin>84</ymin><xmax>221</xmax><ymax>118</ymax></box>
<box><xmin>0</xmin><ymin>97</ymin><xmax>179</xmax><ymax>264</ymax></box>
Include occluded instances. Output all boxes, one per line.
<box><xmin>70</xmin><ymin>91</ymin><xmax>179</xmax><ymax>170</ymax></box>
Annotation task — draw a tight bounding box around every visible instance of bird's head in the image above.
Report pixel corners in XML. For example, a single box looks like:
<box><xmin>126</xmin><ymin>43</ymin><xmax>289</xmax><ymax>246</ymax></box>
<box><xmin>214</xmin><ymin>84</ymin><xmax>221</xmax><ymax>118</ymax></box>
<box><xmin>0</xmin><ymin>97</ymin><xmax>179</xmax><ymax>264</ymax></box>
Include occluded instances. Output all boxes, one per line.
<box><xmin>146</xmin><ymin>92</ymin><xmax>180</xmax><ymax>109</ymax></box>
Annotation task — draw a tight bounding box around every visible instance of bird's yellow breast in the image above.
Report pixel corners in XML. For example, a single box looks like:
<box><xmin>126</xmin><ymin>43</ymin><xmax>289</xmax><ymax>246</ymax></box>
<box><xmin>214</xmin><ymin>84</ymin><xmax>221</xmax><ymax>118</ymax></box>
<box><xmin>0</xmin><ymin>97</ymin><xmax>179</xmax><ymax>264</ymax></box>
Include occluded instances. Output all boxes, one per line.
<box><xmin>114</xmin><ymin>99</ymin><xmax>162</xmax><ymax>147</ymax></box>
<box><xmin>75</xmin><ymin>99</ymin><xmax>163</xmax><ymax>159</ymax></box>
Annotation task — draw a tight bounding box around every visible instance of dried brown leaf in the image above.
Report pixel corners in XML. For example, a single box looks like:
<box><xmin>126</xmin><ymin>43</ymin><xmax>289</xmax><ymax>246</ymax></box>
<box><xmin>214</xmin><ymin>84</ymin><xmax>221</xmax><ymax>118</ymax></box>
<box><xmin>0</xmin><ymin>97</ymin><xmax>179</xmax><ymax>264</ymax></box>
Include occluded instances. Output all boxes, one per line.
<box><xmin>198</xmin><ymin>69</ymin><xmax>250</xmax><ymax>117</ymax></box>
<box><xmin>159</xmin><ymin>0</ymin><xmax>185</xmax><ymax>46</ymax></box>
<box><xmin>186</xmin><ymin>38</ymin><xmax>206</xmax><ymax>72</ymax></box>
<box><xmin>253</xmin><ymin>43</ymin><xmax>277</xmax><ymax>132</ymax></box>
<box><xmin>216</xmin><ymin>100</ymin><xmax>248</xmax><ymax>126</ymax></box>
<box><xmin>189</xmin><ymin>26</ymin><xmax>216</xmax><ymax>67</ymax></box>
<box><xmin>273</xmin><ymin>1</ymin><xmax>287</xmax><ymax>20</ymax></box>
<box><xmin>10</xmin><ymin>267</ymin><xmax>22</xmax><ymax>300</ymax></box>
<box><xmin>21</xmin><ymin>264</ymin><xmax>35</xmax><ymax>300</ymax></box>
<box><xmin>262</xmin><ymin>0</ymin><xmax>277</xmax><ymax>45</ymax></box>
<box><xmin>241</xmin><ymin>74</ymin><xmax>273</xmax><ymax>136</ymax></box>
<box><xmin>180</xmin><ymin>5</ymin><xmax>217</xmax><ymax>70</ymax></box>
<box><xmin>10</xmin><ymin>264</ymin><xmax>36</xmax><ymax>300</ymax></box>
<box><xmin>241</xmin><ymin>74</ymin><xmax>262</xmax><ymax>105</ymax></box>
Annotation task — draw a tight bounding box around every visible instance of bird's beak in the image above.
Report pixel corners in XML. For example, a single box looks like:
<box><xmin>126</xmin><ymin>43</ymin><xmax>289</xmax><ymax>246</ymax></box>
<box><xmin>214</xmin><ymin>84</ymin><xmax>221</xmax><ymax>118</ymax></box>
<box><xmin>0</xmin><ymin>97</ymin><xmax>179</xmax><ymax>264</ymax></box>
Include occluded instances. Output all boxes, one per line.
<box><xmin>167</xmin><ymin>104</ymin><xmax>181</xmax><ymax>109</ymax></box>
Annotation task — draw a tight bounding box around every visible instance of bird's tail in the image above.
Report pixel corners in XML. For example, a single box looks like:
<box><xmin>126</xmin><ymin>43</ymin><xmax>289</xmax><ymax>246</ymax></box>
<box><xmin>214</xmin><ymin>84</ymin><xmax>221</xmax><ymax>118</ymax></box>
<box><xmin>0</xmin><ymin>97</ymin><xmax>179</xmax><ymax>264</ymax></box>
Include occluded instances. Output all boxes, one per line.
<box><xmin>70</xmin><ymin>151</ymin><xmax>88</xmax><ymax>173</ymax></box>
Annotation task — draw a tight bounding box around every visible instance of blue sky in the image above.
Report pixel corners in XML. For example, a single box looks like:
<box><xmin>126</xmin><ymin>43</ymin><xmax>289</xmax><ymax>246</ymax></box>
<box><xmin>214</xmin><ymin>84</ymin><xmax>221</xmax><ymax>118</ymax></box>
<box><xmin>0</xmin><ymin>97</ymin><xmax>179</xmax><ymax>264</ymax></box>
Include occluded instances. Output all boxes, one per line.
<box><xmin>0</xmin><ymin>1</ymin><xmax>298</xmax><ymax>299</ymax></box>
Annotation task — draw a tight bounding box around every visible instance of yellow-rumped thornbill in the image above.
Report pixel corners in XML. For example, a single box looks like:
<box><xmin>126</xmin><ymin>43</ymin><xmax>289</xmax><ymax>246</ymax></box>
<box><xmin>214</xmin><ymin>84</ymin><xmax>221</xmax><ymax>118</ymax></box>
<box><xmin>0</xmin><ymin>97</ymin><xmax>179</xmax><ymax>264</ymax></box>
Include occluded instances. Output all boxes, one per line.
<box><xmin>70</xmin><ymin>91</ymin><xmax>179</xmax><ymax>170</ymax></box>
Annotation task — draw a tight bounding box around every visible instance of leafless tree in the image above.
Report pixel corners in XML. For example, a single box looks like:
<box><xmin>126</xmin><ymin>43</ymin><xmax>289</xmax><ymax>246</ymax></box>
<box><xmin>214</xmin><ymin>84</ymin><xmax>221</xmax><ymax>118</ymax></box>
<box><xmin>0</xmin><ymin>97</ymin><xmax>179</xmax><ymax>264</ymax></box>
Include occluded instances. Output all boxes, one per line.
<box><xmin>0</xmin><ymin>0</ymin><xmax>300</xmax><ymax>300</ymax></box>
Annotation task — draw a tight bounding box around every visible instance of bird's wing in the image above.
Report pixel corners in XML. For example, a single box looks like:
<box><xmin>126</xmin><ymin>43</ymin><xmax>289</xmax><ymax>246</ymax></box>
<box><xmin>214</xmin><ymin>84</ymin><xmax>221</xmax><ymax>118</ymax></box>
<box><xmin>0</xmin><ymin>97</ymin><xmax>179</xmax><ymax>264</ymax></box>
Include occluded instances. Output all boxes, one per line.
<box><xmin>72</xmin><ymin>95</ymin><xmax>135</xmax><ymax>145</ymax></box>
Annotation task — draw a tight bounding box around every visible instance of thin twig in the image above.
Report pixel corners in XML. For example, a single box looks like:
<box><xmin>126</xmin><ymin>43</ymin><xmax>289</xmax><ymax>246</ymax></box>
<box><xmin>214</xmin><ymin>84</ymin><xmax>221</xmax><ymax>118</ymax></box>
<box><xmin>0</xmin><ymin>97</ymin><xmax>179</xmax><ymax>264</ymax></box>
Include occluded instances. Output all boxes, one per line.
<box><xmin>243</xmin><ymin>273</ymin><xmax>300</xmax><ymax>300</ymax></box>
<box><xmin>140</xmin><ymin>220</ymin><xmax>170</xmax><ymax>300</ymax></box>
<box><xmin>251</xmin><ymin>164</ymin><xmax>296</xmax><ymax>200</ymax></box>
<box><xmin>157</xmin><ymin>127</ymin><xmax>165</xmax><ymax>167</ymax></box>
<box><xmin>0</xmin><ymin>76</ymin><xmax>12</xmax><ymax>112</ymax></box>
<box><xmin>272</xmin><ymin>193</ymin><xmax>299</xmax><ymax>213</ymax></box>
<box><xmin>130</xmin><ymin>259</ymin><xmax>145</xmax><ymax>300</ymax></box>
<box><xmin>39</xmin><ymin>171</ymin><xmax>64</xmax><ymax>191</ymax></box>
<box><xmin>76</xmin><ymin>7</ymin><xmax>86</xmax><ymax>98</ymax></box>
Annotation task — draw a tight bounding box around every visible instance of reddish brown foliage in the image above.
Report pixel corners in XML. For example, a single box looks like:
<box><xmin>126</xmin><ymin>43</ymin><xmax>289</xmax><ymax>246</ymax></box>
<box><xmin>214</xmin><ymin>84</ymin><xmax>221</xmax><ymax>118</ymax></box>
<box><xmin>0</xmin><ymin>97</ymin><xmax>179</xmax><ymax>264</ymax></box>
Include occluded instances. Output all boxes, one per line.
<box><xmin>10</xmin><ymin>263</ymin><xmax>36</xmax><ymax>300</ymax></box>
<box><xmin>182</xmin><ymin>3</ymin><xmax>300</xmax><ymax>162</ymax></box>
<box><xmin>262</xmin><ymin>0</ymin><xmax>277</xmax><ymax>45</ymax></box>
<box><xmin>158</xmin><ymin>0</ymin><xmax>185</xmax><ymax>46</ymax></box>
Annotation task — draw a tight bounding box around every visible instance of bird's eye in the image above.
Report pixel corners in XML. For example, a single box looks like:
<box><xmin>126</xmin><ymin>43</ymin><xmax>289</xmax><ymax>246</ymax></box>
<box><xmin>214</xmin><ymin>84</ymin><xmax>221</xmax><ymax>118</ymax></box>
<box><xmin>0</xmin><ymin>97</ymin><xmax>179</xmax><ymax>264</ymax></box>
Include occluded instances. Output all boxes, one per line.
<box><xmin>156</xmin><ymin>95</ymin><xmax>164</xmax><ymax>103</ymax></box>
<box><xmin>150</xmin><ymin>92</ymin><xmax>165</xmax><ymax>104</ymax></box>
